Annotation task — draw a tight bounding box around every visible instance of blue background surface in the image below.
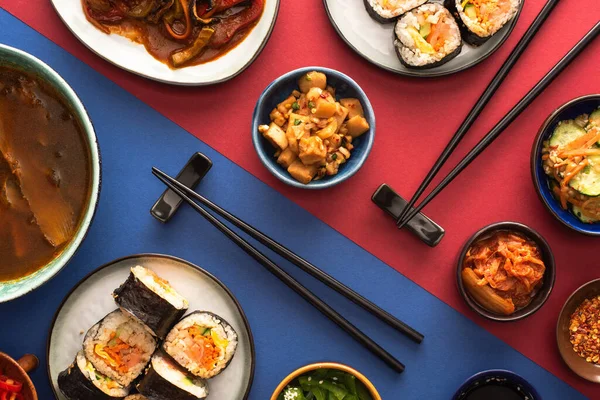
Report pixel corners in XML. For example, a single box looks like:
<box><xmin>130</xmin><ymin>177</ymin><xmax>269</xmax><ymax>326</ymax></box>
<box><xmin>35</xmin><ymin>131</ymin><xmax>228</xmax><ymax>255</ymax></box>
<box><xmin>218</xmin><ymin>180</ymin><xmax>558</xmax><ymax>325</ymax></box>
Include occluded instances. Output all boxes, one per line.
<box><xmin>0</xmin><ymin>10</ymin><xmax>586</xmax><ymax>399</ymax></box>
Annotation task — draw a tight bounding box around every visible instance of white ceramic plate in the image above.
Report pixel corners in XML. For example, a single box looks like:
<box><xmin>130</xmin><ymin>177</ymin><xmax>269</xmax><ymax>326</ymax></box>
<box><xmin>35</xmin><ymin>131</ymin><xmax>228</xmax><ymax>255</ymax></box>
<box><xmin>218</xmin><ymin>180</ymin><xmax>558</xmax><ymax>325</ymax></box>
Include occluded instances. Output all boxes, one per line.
<box><xmin>323</xmin><ymin>0</ymin><xmax>523</xmax><ymax>77</ymax></box>
<box><xmin>50</xmin><ymin>0</ymin><xmax>280</xmax><ymax>85</ymax></box>
<box><xmin>47</xmin><ymin>254</ymin><xmax>255</xmax><ymax>399</ymax></box>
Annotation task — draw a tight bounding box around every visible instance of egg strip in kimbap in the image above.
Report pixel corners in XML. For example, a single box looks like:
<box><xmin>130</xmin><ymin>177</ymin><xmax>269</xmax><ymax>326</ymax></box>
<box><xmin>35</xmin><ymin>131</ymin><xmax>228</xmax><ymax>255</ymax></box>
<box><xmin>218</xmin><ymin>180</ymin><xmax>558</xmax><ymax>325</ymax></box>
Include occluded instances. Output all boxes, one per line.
<box><xmin>58</xmin><ymin>351</ymin><xmax>130</xmax><ymax>400</ymax></box>
<box><xmin>84</xmin><ymin>310</ymin><xmax>157</xmax><ymax>387</ymax></box>
<box><xmin>394</xmin><ymin>3</ymin><xmax>462</xmax><ymax>69</ymax></box>
<box><xmin>113</xmin><ymin>266</ymin><xmax>189</xmax><ymax>339</ymax></box>
<box><xmin>445</xmin><ymin>0</ymin><xmax>521</xmax><ymax>45</ymax></box>
<box><xmin>364</xmin><ymin>0</ymin><xmax>428</xmax><ymax>23</ymax></box>
<box><xmin>137</xmin><ymin>351</ymin><xmax>208</xmax><ymax>400</ymax></box>
<box><xmin>163</xmin><ymin>311</ymin><xmax>238</xmax><ymax>379</ymax></box>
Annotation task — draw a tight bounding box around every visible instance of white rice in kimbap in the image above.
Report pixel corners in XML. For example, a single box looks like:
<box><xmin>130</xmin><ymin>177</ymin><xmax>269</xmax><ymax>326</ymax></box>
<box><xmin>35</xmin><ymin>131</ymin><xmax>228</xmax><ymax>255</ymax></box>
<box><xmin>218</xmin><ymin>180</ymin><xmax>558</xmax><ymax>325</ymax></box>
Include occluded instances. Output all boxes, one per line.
<box><xmin>163</xmin><ymin>311</ymin><xmax>238</xmax><ymax>379</ymax></box>
<box><xmin>446</xmin><ymin>0</ymin><xmax>521</xmax><ymax>45</ymax></box>
<box><xmin>84</xmin><ymin>310</ymin><xmax>157</xmax><ymax>387</ymax></box>
<box><xmin>58</xmin><ymin>351</ymin><xmax>130</xmax><ymax>400</ymax></box>
<box><xmin>394</xmin><ymin>3</ymin><xmax>462</xmax><ymax>69</ymax></box>
<box><xmin>125</xmin><ymin>395</ymin><xmax>147</xmax><ymax>400</ymax></box>
<box><xmin>137</xmin><ymin>351</ymin><xmax>208</xmax><ymax>400</ymax></box>
<box><xmin>364</xmin><ymin>0</ymin><xmax>428</xmax><ymax>23</ymax></box>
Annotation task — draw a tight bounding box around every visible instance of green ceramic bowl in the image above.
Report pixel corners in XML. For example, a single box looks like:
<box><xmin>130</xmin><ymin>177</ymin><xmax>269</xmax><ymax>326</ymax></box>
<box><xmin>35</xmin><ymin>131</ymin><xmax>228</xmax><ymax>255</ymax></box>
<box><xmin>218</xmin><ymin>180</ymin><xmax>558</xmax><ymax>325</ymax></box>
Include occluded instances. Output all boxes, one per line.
<box><xmin>0</xmin><ymin>44</ymin><xmax>101</xmax><ymax>303</ymax></box>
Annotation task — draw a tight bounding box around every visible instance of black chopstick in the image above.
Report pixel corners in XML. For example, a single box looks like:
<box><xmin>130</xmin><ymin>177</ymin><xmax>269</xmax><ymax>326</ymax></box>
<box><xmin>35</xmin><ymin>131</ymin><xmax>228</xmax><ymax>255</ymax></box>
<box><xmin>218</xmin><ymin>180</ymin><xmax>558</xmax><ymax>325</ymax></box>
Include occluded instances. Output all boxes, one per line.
<box><xmin>396</xmin><ymin>0</ymin><xmax>561</xmax><ymax>226</ymax></box>
<box><xmin>152</xmin><ymin>168</ymin><xmax>406</xmax><ymax>373</ymax></box>
<box><xmin>397</xmin><ymin>21</ymin><xmax>600</xmax><ymax>229</ymax></box>
<box><xmin>152</xmin><ymin>167</ymin><xmax>424</xmax><ymax>344</ymax></box>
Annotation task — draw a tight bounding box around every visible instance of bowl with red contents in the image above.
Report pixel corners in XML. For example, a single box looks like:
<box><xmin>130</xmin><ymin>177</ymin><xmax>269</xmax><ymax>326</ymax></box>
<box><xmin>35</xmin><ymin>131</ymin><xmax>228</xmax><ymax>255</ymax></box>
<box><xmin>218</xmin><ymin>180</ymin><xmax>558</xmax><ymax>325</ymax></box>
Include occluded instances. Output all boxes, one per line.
<box><xmin>557</xmin><ymin>278</ymin><xmax>600</xmax><ymax>383</ymax></box>
<box><xmin>456</xmin><ymin>222</ymin><xmax>556</xmax><ymax>322</ymax></box>
<box><xmin>0</xmin><ymin>353</ymin><xmax>38</xmax><ymax>400</ymax></box>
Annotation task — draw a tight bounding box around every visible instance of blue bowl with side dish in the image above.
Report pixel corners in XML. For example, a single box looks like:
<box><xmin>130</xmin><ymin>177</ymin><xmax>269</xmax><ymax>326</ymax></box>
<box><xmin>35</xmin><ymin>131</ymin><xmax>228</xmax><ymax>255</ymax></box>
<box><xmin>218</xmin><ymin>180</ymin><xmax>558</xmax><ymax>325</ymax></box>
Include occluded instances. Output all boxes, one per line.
<box><xmin>252</xmin><ymin>67</ymin><xmax>375</xmax><ymax>189</ymax></box>
<box><xmin>452</xmin><ymin>370</ymin><xmax>541</xmax><ymax>400</ymax></box>
<box><xmin>531</xmin><ymin>94</ymin><xmax>600</xmax><ymax>236</ymax></box>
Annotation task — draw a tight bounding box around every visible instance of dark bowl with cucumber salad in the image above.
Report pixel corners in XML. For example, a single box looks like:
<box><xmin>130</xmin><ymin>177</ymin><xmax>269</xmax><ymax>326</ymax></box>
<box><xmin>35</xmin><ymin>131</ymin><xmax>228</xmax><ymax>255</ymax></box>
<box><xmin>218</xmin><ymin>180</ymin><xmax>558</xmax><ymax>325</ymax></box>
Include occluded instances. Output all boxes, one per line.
<box><xmin>270</xmin><ymin>362</ymin><xmax>381</xmax><ymax>400</ymax></box>
<box><xmin>531</xmin><ymin>94</ymin><xmax>600</xmax><ymax>236</ymax></box>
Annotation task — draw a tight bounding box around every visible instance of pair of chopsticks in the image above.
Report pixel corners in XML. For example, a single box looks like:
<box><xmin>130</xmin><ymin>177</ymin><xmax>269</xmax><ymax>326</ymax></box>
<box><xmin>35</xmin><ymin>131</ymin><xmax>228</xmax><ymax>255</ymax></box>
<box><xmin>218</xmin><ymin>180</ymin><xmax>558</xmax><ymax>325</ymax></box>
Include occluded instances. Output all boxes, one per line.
<box><xmin>153</xmin><ymin>167</ymin><xmax>422</xmax><ymax>373</ymax></box>
<box><xmin>396</xmin><ymin>1</ymin><xmax>600</xmax><ymax>228</ymax></box>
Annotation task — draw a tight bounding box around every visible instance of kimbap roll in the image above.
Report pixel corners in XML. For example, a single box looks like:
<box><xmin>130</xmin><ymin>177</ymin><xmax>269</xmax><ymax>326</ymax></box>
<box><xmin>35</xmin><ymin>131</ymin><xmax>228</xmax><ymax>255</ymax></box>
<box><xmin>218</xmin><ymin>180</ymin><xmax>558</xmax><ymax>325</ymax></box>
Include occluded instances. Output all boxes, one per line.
<box><xmin>394</xmin><ymin>3</ymin><xmax>462</xmax><ymax>69</ymax></box>
<box><xmin>137</xmin><ymin>351</ymin><xmax>208</xmax><ymax>400</ymax></box>
<box><xmin>445</xmin><ymin>0</ymin><xmax>521</xmax><ymax>45</ymax></box>
<box><xmin>58</xmin><ymin>351</ymin><xmax>130</xmax><ymax>400</ymax></box>
<box><xmin>163</xmin><ymin>311</ymin><xmax>238</xmax><ymax>379</ymax></box>
<box><xmin>113</xmin><ymin>266</ymin><xmax>189</xmax><ymax>339</ymax></box>
<box><xmin>364</xmin><ymin>0</ymin><xmax>427</xmax><ymax>23</ymax></box>
<box><xmin>84</xmin><ymin>310</ymin><xmax>157</xmax><ymax>387</ymax></box>
<box><xmin>124</xmin><ymin>396</ymin><xmax>147</xmax><ymax>400</ymax></box>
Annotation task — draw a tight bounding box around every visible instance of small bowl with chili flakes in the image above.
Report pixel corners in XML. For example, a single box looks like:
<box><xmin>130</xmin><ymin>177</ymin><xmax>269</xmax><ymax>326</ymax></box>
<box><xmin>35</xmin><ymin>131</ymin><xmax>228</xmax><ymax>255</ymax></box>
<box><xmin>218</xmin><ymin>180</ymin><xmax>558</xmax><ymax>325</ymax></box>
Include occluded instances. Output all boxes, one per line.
<box><xmin>557</xmin><ymin>279</ymin><xmax>600</xmax><ymax>383</ymax></box>
<box><xmin>457</xmin><ymin>222</ymin><xmax>556</xmax><ymax>322</ymax></box>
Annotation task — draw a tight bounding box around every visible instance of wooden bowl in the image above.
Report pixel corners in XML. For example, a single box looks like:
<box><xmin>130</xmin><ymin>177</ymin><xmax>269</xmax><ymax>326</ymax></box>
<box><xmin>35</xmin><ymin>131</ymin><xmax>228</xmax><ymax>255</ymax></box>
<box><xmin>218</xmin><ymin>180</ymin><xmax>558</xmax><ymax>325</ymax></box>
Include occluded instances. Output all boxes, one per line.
<box><xmin>557</xmin><ymin>278</ymin><xmax>600</xmax><ymax>383</ymax></box>
<box><xmin>270</xmin><ymin>362</ymin><xmax>381</xmax><ymax>400</ymax></box>
<box><xmin>0</xmin><ymin>352</ymin><xmax>38</xmax><ymax>400</ymax></box>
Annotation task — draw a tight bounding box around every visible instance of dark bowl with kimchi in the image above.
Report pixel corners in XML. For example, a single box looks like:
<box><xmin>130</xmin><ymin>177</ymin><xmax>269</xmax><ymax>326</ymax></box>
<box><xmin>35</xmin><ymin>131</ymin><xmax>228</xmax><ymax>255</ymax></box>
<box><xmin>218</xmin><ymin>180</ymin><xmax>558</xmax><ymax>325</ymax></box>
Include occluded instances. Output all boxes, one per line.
<box><xmin>530</xmin><ymin>94</ymin><xmax>600</xmax><ymax>236</ymax></box>
<box><xmin>456</xmin><ymin>222</ymin><xmax>556</xmax><ymax>322</ymax></box>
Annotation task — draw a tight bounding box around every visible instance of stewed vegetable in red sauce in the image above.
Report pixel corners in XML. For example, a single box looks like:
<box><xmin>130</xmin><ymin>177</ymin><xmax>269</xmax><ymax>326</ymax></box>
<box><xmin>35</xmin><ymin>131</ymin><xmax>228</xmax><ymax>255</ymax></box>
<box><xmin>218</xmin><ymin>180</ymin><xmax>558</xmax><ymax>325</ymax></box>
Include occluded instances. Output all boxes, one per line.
<box><xmin>0</xmin><ymin>67</ymin><xmax>91</xmax><ymax>282</ymax></box>
<box><xmin>82</xmin><ymin>0</ymin><xmax>265</xmax><ymax>68</ymax></box>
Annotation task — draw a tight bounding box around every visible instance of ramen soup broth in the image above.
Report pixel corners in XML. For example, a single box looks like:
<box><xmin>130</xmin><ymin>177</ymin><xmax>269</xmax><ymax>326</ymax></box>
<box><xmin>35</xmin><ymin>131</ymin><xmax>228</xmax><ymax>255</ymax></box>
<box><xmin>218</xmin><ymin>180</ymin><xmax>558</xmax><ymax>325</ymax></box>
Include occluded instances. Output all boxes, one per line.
<box><xmin>0</xmin><ymin>67</ymin><xmax>91</xmax><ymax>281</ymax></box>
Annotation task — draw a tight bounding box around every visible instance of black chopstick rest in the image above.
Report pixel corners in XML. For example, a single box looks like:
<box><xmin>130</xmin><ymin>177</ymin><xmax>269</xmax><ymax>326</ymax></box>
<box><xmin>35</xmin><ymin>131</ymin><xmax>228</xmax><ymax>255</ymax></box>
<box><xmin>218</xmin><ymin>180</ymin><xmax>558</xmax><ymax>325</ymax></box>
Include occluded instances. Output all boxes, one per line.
<box><xmin>151</xmin><ymin>152</ymin><xmax>213</xmax><ymax>223</ymax></box>
<box><xmin>372</xmin><ymin>184</ymin><xmax>445</xmax><ymax>247</ymax></box>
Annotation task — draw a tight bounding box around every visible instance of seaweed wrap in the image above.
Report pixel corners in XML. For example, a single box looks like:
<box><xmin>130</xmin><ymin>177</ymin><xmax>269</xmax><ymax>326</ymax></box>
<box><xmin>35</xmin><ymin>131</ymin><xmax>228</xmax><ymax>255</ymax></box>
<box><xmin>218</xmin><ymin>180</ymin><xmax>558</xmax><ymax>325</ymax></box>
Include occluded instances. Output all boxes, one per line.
<box><xmin>84</xmin><ymin>310</ymin><xmax>157</xmax><ymax>387</ymax></box>
<box><xmin>163</xmin><ymin>311</ymin><xmax>238</xmax><ymax>379</ymax></box>
<box><xmin>445</xmin><ymin>0</ymin><xmax>520</xmax><ymax>46</ymax></box>
<box><xmin>394</xmin><ymin>3</ymin><xmax>462</xmax><ymax>69</ymax></box>
<box><xmin>113</xmin><ymin>266</ymin><xmax>189</xmax><ymax>339</ymax></box>
<box><xmin>58</xmin><ymin>351</ymin><xmax>130</xmax><ymax>400</ymax></box>
<box><xmin>364</xmin><ymin>0</ymin><xmax>427</xmax><ymax>23</ymax></box>
<box><xmin>137</xmin><ymin>351</ymin><xmax>208</xmax><ymax>400</ymax></box>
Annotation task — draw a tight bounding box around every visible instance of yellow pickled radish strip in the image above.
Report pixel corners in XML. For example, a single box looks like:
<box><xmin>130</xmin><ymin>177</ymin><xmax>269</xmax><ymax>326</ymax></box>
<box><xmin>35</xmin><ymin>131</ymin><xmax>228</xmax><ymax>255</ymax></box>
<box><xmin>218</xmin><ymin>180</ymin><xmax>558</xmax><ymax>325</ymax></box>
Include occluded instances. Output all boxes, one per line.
<box><xmin>94</xmin><ymin>344</ymin><xmax>119</xmax><ymax>368</ymax></box>
<box><xmin>211</xmin><ymin>330</ymin><xmax>229</xmax><ymax>349</ymax></box>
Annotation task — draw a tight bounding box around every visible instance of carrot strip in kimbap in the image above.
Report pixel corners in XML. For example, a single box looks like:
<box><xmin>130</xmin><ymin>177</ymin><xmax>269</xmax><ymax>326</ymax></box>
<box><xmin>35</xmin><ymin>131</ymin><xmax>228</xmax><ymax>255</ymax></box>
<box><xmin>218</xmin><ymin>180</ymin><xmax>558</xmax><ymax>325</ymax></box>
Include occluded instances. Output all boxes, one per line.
<box><xmin>113</xmin><ymin>266</ymin><xmax>189</xmax><ymax>339</ymax></box>
<box><xmin>137</xmin><ymin>351</ymin><xmax>208</xmax><ymax>400</ymax></box>
<box><xmin>58</xmin><ymin>351</ymin><xmax>130</xmax><ymax>400</ymax></box>
<box><xmin>394</xmin><ymin>4</ymin><xmax>462</xmax><ymax>69</ymax></box>
<box><xmin>364</xmin><ymin>0</ymin><xmax>428</xmax><ymax>23</ymax></box>
<box><xmin>83</xmin><ymin>310</ymin><xmax>157</xmax><ymax>387</ymax></box>
<box><xmin>163</xmin><ymin>311</ymin><xmax>238</xmax><ymax>379</ymax></box>
<box><xmin>445</xmin><ymin>0</ymin><xmax>521</xmax><ymax>45</ymax></box>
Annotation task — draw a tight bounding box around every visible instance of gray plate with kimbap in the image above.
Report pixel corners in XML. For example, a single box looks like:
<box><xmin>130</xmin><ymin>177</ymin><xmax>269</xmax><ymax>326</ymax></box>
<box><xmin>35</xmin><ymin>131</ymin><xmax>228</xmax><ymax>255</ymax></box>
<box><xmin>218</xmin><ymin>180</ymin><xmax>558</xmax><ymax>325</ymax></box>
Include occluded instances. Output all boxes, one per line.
<box><xmin>323</xmin><ymin>0</ymin><xmax>524</xmax><ymax>77</ymax></box>
<box><xmin>47</xmin><ymin>254</ymin><xmax>255</xmax><ymax>400</ymax></box>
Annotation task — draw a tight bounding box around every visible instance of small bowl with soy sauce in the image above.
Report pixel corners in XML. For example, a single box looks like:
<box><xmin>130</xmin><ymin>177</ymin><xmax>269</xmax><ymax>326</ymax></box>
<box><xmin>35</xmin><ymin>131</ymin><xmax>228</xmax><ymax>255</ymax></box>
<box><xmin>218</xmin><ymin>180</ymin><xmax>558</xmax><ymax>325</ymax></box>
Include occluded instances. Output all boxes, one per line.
<box><xmin>453</xmin><ymin>370</ymin><xmax>541</xmax><ymax>400</ymax></box>
<box><xmin>0</xmin><ymin>44</ymin><xmax>101</xmax><ymax>302</ymax></box>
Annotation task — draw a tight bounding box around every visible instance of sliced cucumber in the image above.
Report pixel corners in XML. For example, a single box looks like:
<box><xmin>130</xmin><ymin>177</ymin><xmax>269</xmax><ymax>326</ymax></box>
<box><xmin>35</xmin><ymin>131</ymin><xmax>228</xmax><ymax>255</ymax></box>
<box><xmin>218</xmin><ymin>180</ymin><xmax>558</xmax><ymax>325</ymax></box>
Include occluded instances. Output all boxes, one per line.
<box><xmin>419</xmin><ymin>22</ymin><xmax>432</xmax><ymax>39</ymax></box>
<box><xmin>589</xmin><ymin>108</ymin><xmax>600</xmax><ymax>127</ymax></box>
<box><xmin>549</xmin><ymin>120</ymin><xmax>587</xmax><ymax>148</ymax></box>
<box><xmin>569</xmin><ymin>155</ymin><xmax>600</xmax><ymax>196</ymax></box>
<box><xmin>572</xmin><ymin>205</ymin><xmax>600</xmax><ymax>223</ymax></box>
<box><xmin>464</xmin><ymin>4</ymin><xmax>477</xmax><ymax>19</ymax></box>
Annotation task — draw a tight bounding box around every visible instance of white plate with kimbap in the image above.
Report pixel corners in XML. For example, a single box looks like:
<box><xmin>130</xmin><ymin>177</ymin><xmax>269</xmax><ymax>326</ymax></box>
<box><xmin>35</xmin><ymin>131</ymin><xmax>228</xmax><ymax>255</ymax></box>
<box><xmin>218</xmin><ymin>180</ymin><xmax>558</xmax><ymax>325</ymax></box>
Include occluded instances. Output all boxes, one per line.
<box><xmin>323</xmin><ymin>0</ymin><xmax>523</xmax><ymax>77</ymax></box>
<box><xmin>47</xmin><ymin>254</ymin><xmax>255</xmax><ymax>400</ymax></box>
